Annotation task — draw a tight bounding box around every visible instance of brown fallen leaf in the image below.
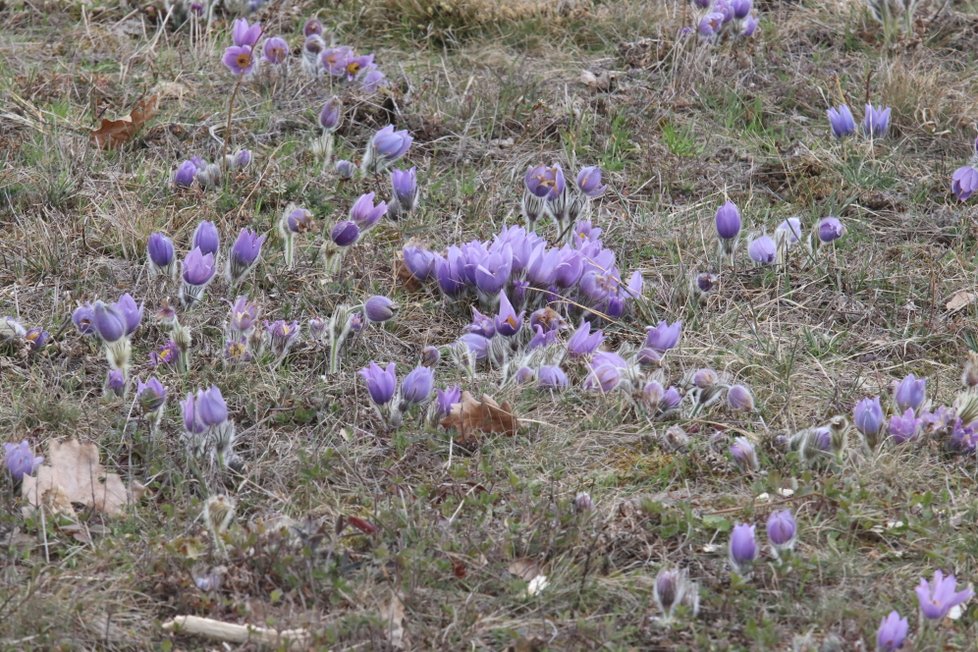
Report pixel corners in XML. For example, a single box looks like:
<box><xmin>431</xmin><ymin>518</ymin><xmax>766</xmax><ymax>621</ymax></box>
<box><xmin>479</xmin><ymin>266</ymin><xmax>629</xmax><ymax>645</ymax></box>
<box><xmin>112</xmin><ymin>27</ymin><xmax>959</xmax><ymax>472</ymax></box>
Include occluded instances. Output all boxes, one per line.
<box><xmin>439</xmin><ymin>391</ymin><xmax>520</xmax><ymax>447</ymax></box>
<box><xmin>946</xmin><ymin>290</ymin><xmax>977</xmax><ymax>313</ymax></box>
<box><xmin>21</xmin><ymin>439</ymin><xmax>146</xmax><ymax>518</ymax></box>
<box><xmin>91</xmin><ymin>95</ymin><xmax>159</xmax><ymax>149</ymax></box>
<box><xmin>380</xmin><ymin>593</ymin><xmax>406</xmax><ymax>650</ymax></box>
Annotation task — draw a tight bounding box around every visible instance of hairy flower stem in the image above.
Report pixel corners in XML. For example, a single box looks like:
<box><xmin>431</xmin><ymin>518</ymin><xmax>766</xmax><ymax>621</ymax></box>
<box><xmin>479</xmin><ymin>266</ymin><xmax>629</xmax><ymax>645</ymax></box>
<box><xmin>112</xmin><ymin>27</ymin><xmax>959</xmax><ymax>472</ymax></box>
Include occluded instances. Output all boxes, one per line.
<box><xmin>222</xmin><ymin>77</ymin><xmax>243</xmax><ymax>163</ymax></box>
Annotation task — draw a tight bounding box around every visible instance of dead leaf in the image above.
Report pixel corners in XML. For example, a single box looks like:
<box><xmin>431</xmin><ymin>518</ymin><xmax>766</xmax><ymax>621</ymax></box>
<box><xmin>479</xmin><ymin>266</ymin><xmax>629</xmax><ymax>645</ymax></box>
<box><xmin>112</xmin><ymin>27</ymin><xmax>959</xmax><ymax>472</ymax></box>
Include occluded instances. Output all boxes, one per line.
<box><xmin>946</xmin><ymin>290</ymin><xmax>977</xmax><ymax>313</ymax></box>
<box><xmin>21</xmin><ymin>439</ymin><xmax>146</xmax><ymax>517</ymax></box>
<box><xmin>394</xmin><ymin>258</ymin><xmax>422</xmax><ymax>291</ymax></box>
<box><xmin>507</xmin><ymin>559</ymin><xmax>541</xmax><ymax>581</ymax></box>
<box><xmin>439</xmin><ymin>391</ymin><xmax>520</xmax><ymax>447</ymax></box>
<box><xmin>91</xmin><ymin>95</ymin><xmax>159</xmax><ymax>149</ymax></box>
<box><xmin>380</xmin><ymin>593</ymin><xmax>406</xmax><ymax>650</ymax></box>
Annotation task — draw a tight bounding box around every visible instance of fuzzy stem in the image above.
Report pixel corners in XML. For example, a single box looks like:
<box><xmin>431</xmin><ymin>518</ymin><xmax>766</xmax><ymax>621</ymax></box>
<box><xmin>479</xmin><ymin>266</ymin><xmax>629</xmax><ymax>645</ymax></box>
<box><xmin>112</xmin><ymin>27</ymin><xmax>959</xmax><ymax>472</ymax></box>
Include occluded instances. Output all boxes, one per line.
<box><xmin>222</xmin><ymin>77</ymin><xmax>243</xmax><ymax>163</ymax></box>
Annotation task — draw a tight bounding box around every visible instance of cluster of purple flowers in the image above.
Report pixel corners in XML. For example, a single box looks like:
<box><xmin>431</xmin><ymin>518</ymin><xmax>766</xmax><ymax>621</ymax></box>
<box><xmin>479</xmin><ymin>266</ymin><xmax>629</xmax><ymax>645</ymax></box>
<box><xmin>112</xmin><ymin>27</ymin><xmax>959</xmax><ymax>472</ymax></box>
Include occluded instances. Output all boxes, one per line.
<box><xmin>225</xmin><ymin>295</ymin><xmax>260</xmax><ymax>365</ymax></box>
<box><xmin>521</xmin><ymin>163</ymin><xmax>606</xmax><ymax>239</ymax></box>
<box><xmin>223</xmin><ymin>18</ymin><xmax>263</xmax><ymax>77</ymax></box>
<box><xmin>359</xmin><ymin>361</ymin><xmax>448</xmax><ymax>428</ymax></box>
<box><xmin>826</xmin><ymin>102</ymin><xmax>892</xmax><ymax>139</ymax></box>
<box><xmin>72</xmin><ymin>292</ymin><xmax>143</xmax><ymax>390</ymax></box>
<box><xmin>321</xmin><ymin>189</ymin><xmax>394</xmax><ymax>275</ymax></box>
<box><xmin>3</xmin><ymin>440</ymin><xmax>44</xmax><ymax>483</ymax></box>
<box><xmin>693</xmin><ymin>0</ymin><xmax>759</xmax><ymax>40</ymax></box>
<box><xmin>728</xmin><ymin>510</ymin><xmax>797</xmax><ymax>576</ymax></box>
<box><xmin>951</xmin><ymin>137</ymin><xmax>978</xmax><ymax>202</ymax></box>
<box><xmin>0</xmin><ymin>315</ymin><xmax>49</xmax><ymax>355</ymax></box>
<box><xmin>300</xmin><ymin>18</ymin><xmax>386</xmax><ymax>93</ymax></box>
<box><xmin>181</xmin><ymin>385</ymin><xmax>239</xmax><ymax>471</ymax></box>
<box><xmin>874</xmin><ymin>570</ymin><xmax>973</xmax><ymax>650</ymax></box>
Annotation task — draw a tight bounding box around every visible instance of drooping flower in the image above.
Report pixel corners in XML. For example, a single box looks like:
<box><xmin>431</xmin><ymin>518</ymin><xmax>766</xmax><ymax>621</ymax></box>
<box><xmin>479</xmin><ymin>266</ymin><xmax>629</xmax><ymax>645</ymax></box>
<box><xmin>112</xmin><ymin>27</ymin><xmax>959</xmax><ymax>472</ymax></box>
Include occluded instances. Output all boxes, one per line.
<box><xmin>576</xmin><ymin>166</ymin><xmax>606</xmax><ymax>198</ymax></box>
<box><xmin>349</xmin><ymin>192</ymin><xmax>388</xmax><ymax>230</ymax></box>
<box><xmin>72</xmin><ymin>303</ymin><xmax>96</xmax><ymax>336</ymax></box>
<box><xmin>330</xmin><ymin>220</ymin><xmax>360</xmax><ymax>247</ymax></box>
<box><xmin>876</xmin><ymin>611</ymin><xmax>908</xmax><ymax>652</ymax></box>
<box><xmin>365</xmin><ymin>125</ymin><xmax>412</xmax><ymax>172</ymax></box>
<box><xmin>863</xmin><ymin>103</ymin><xmax>892</xmax><ymax>138</ymax></box>
<box><xmin>359</xmin><ymin>362</ymin><xmax>397</xmax><ymax>405</ymax></box>
<box><xmin>4</xmin><ymin>440</ymin><xmax>44</xmax><ymax>481</ymax></box>
<box><xmin>817</xmin><ymin>217</ymin><xmax>846</xmax><ymax>244</ymax></box>
<box><xmin>537</xmin><ymin>365</ymin><xmax>569</xmax><ymax>389</ymax></box>
<box><xmin>729</xmin><ymin>523</ymin><xmax>757</xmax><ymax>575</ymax></box>
<box><xmin>894</xmin><ymin>373</ymin><xmax>926</xmax><ymax>412</ymax></box>
<box><xmin>261</xmin><ymin>36</ymin><xmax>288</xmax><ymax>65</ymax></box>
<box><xmin>827</xmin><ymin>105</ymin><xmax>856</xmax><ymax>139</ymax></box>
<box><xmin>644</xmin><ymin>320</ymin><xmax>682</xmax><ymax>354</ymax></box>
<box><xmin>400</xmin><ymin>365</ymin><xmax>435</xmax><ymax>405</ymax></box>
<box><xmin>192</xmin><ymin>221</ymin><xmax>220</xmax><ymax>256</ymax></box>
<box><xmin>766</xmin><ymin>510</ymin><xmax>797</xmax><ymax>550</ymax></box>
<box><xmin>524</xmin><ymin>164</ymin><xmax>565</xmax><ymax>200</ymax></box>
<box><xmin>853</xmin><ymin>397</ymin><xmax>884</xmax><ymax>440</ymax></box>
<box><xmin>231</xmin><ymin>17</ymin><xmax>262</xmax><ymax>47</ymax></box>
<box><xmin>223</xmin><ymin>45</ymin><xmax>257</xmax><ymax>76</ymax></box>
<box><xmin>715</xmin><ymin>201</ymin><xmax>742</xmax><ymax>241</ymax></box>
<box><xmin>747</xmin><ymin>234</ymin><xmax>777</xmax><ymax>265</ymax></box>
<box><xmin>915</xmin><ymin>570</ymin><xmax>973</xmax><ymax>620</ymax></box>
<box><xmin>364</xmin><ymin>295</ymin><xmax>397</xmax><ymax>323</ymax></box>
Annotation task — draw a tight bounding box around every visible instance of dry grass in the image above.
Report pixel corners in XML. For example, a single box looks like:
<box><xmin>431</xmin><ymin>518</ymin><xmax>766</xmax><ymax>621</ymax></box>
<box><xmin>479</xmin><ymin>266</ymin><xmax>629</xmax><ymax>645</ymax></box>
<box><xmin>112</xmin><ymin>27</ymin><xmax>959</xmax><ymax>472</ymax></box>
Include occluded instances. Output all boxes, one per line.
<box><xmin>2</xmin><ymin>0</ymin><xmax>978</xmax><ymax>649</ymax></box>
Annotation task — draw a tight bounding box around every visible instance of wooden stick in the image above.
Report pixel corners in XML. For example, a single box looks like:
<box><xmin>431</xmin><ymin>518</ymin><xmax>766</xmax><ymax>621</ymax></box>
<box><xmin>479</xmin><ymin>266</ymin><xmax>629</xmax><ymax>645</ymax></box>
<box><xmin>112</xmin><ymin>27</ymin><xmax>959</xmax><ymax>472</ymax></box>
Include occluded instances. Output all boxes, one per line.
<box><xmin>161</xmin><ymin>616</ymin><xmax>310</xmax><ymax>648</ymax></box>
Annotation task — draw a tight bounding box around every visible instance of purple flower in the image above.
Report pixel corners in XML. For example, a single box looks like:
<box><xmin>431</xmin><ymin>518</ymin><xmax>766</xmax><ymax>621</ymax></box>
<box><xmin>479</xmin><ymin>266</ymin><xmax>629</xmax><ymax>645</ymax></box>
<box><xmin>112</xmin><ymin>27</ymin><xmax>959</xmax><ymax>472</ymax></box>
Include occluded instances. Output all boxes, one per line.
<box><xmin>319</xmin><ymin>97</ymin><xmax>342</xmax><ymax>132</ymax></box>
<box><xmin>320</xmin><ymin>46</ymin><xmax>352</xmax><ymax>76</ymax></box>
<box><xmin>286</xmin><ymin>207</ymin><xmax>315</xmax><ymax>234</ymax></box>
<box><xmin>731</xmin><ymin>0</ymin><xmax>752</xmax><ymax>19</ymax></box>
<box><xmin>853</xmin><ymin>397</ymin><xmax>884</xmax><ymax>438</ymax></box>
<box><xmin>567</xmin><ymin>320</ymin><xmax>604</xmax><ymax>358</ymax></box>
<box><xmin>863</xmin><ymin>103</ymin><xmax>892</xmax><ymax>138</ymax></box>
<box><xmin>197</xmin><ymin>386</ymin><xmax>228</xmax><ymax>427</ymax></box>
<box><xmin>402</xmin><ymin>246</ymin><xmax>436</xmax><ymax>280</ymax></box>
<box><xmin>359</xmin><ymin>65</ymin><xmax>387</xmax><ymax>93</ymax></box>
<box><xmin>136</xmin><ymin>376</ymin><xmax>167</xmax><ymax>412</ymax></box>
<box><xmin>467</xmin><ymin>307</ymin><xmax>496</xmax><ymax>338</ymax></box>
<box><xmin>436</xmin><ymin>385</ymin><xmax>461</xmax><ymax>418</ymax></box>
<box><xmin>421</xmin><ymin>345</ymin><xmax>440</xmax><ymax>367</ymax></box>
<box><xmin>887</xmin><ymin>408</ymin><xmax>920</xmax><ymax>444</ymax></box>
<box><xmin>364</xmin><ymin>295</ymin><xmax>397</xmax><ymax>323</ymax></box>
<box><xmin>951</xmin><ymin>418</ymin><xmax>978</xmax><ymax>452</ymax></box>
<box><xmin>473</xmin><ymin>248</ymin><xmax>513</xmax><ymax>296</ymax></box>
<box><xmin>748</xmin><ymin>234</ymin><xmax>777</xmax><ymax>264</ymax></box>
<box><xmin>694</xmin><ymin>272</ymin><xmax>719</xmax><ymax>294</ymax></box>
<box><xmin>391</xmin><ymin>167</ymin><xmax>419</xmax><ymax>213</ymax></box>
<box><xmin>183</xmin><ymin>247</ymin><xmax>216</xmax><ymax>286</ymax></box>
<box><xmin>344</xmin><ymin>53</ymin><xmax>374</xmax><ymax>81</ymax></box>
<box><xmin>894</xmin><ymin>373</ymin><xmax>926</xmax><ymax>412</ymax></box>
<box><xmin>181</xmin><ymin>392</ymin><xmax>207</xmax><ymax>434</ymax></box>
<box><xmin>262</xmin><ymin>36</ymin><xmax>288</xmax><ymax>64</ymax></box>
<box><xmin>93</xmin><ymin>300</ymin><xmax>126</xmax><ymax>343</ymax></box>
<box><xmin>661</xmin><ymin>386</ymin><xmax>682</xmax><ymax>410</ymax></box>
<box><xmin>876</xmin><ymin>611</ymin><xmax>908</xmax><ymax>652</ymax></box>
<box><xmin>698</xmin><ymin>12</ymin><xmax>725</xmax><ymax>36</ymax></box>
<box><xmin>515</xmin><ymin>367</ymin><xmax>536</xmax><ymax>384</ymax></box>
<box><xmin>727</xmin><ymin>384</ymin><xmax>754</xmax><ymax>411</ymax></box>
<box><xmin>817</xmin><ymin>217</ymin><xmax>845</xmax><ymax>244</ymax></box>
<box><xmin>368</xmin><ymin>125</ymin><xmax>412</xmax><ymax>170</ymax></box>
<box><xmin>72</xmin><ymin>303</ymin><xmax>96</xmax><ymax>336</ymax></box>
<box><xmin>576</xmin><ymin>166</ymin><xmax>606</xmax><ymax>197</ymax></box>
<box><xmin>730</xmin><ymin>436</ymin><xmax>760</xmax><ymax>472</ymax></box>
<box><xmin>148</xmin><ymin>232</ymin><xmax>175</xmax><ymax>270</ymax></box>
<box><xmin>644</xmin><ymin>320</ymin><xmax>682</xmax><ymax>353</ymax></box>
<box><xmin>524</xmin><ymin>164</ymin><xmax>565</xmax><ymax>200</ymax></box>
<box><xmin>335</xmin><ymin>159</ymin><xmax>356</xmax><ymax>179</ymax></box>
<box><xmin>173</xmin><ymin>160</ymin><xmax>197</xmax><ymax>187</ymax></box>
<box><xmin>4</xmin><ymin>440</ymin><xmax>43</xmax><ymax>481</ymax></box>
<box><xmin>693</xmin><ymin>368</ymin><xmax>719</xmax><ymax>388</ymax></box>
<box><xmin>25</xmin><ymin>327</ymin><xmax>49</xmax><ymax>351</ymax></box>
<box><xmin>527</xmin><ymin>324</ymin><xmax>557</xmax><ymax>350</ymax></box>
<box><xmin>223</xmin><ymin>45</ymin><xmax>257</xmax><ymax>76</ymax></box>
<box><xmin>230</xmin><ymin>295</ymin><xmax>259</xmax><ymax>333</ymax></box>
<box><xmin>741</xmin><ymin>14</ymin><xmax>759</xmax><ymax>36</ymax></box>
<box><xmin>435</xmin><ymin>251</ymin><xmax>465</xmax><ymax>297</ymax></box>
<box><xmin>231</xmin><ymin>18</ymin><xmax>262</xmax><ymax>47</ymax></box>
<box><xmin>349</xmin><ymin>192</ymin><xmax>388</xmax><ymax>229</ymax></box>
<box><xmin>359</xmin><ymin>362</ymin><xmax>397</xmax><ymax>405</ymax></box>
<box><xmin>400</xmin><ymin>366</ymin><xmax>434</xmax><ymax>405</ymax></box>
<box><xmin>266</xmin><ymin>319</ymin><xmax>300</xmax><ymax>357</ymax></box>
<box><xmin>303</xmin><ymin>18</ymin><xmax>323</xmax><ymax>37</ymax></box>
<box><xmin>827</xmin><ymin>105</ymin><xmax>856</xmax><ymax>138</ymax></box>
<box><xmin>952</xmin><ymin>165</ymin><xmax>978</xmax><ymax>202</ymax></box>
<box><xmin>915</xmin><ymin>570</ymin><xmax>973</xmax><ymax>620</ymax></box>
<box><xmin>458</xmin><ymin>332</ymin><xmax>491</xmax><ymax>361</ymax></box>
<box><xmin>192</xmin><ymin>221</ymin><xmax>220</xmax><ymax>256</ymax></box>
<box><xmin>105</xmin><ymin>369</ymin><xmax>126</xmax><ymax>397</ymax></box>
<box><xmin>229</xmin><ymin>228</ymin><xmax>266</xmax><ymax>280</ymax></box>
<box><xmin>766</xmin><ymin>510</ymin><xmax>796</xmax><ymax>548</ymax></box>
<box><xmin>729</xmin><ymin>523</ymin><xmax>757</xmax><ymax>573</ymax></box>
<box><xmin>230</xmin><ymin>149</ymin><xmax>252</xmax><ymax>169</ymax></box>
<box><xmin>114</xmin><ymin>293</ymin><xmax>143</xmax><ymax>335</ymax></box>
<box><xmin>494</xmin><ymin>291</ymin><xmax>523</xmax><ymax>337</ymax></box>
<box><xmin>775</xmin><ymin>217</ymin><xmax>803</xmax><ymax>245</ymax></box>
<box><xmin>330</xmin><ymin>220</ymin><xmax>360</xmax><ymax>247</ymax></box>
<box><xmin>584</xmin><ymin>351</ymin><xmax>628</xmax><ymax>393</ymax></box>
<box><xmin>715</xmin><ymin>201</ymin><xmax>741</xmax><ymax>240</ymax></box>
<box><xmin>151</xmin><ymin>340</ymin><xmax>179</xmax><ymax>367</ymax></box>
<box><xmin>537</xmin><ymin>365</ymin><xmax>568</xmax><ymax>389</ymax></box>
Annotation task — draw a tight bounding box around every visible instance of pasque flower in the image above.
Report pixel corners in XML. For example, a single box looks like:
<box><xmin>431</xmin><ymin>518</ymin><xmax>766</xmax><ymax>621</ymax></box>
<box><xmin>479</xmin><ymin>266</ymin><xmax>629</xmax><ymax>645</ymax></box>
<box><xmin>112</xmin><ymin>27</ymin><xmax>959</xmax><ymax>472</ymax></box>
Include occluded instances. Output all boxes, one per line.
<box><xmin>715</xmin><ymin>201</ymin><xmax>741</xmax><ymax>241</ymax></box>
<box><xmin>853</xmin><ymin>397</ymin><xmax>884</xmax><ymax>439</ymax></box>
<box><xmin>266</xmin><ymin>319</ymin><xmax>300</xmax><ymax>359</ymax></box>
<box><xmin>349</xmin><ymin>192</ymin><xmax>388</xmax><ymax>229</ymax></box>
<box><xmin>887</xmin><ymin>408</ymin><xmax>920</xmax><ymax>443</ymax></box>
<box><xmin>261</xmin><ymin>36</ymin><xmax>288</xmax><ymax>64</ymax></box>
<box><xmin>93</xmin><ymin>301</ymin><xmax>126</xmax><ymax>343</ymax></box>
<box><xmin>576</xmin><ymin>166</ymin><xmax>606</xmax><ymax>197</ymax></box>
<box><xmin>876</xmin><ymin>611</ymin><xmax>908</xmax><ymax>652</ymax></box>
<box><xmin>494</xmin><ymin>291</ymin><xmax>523</xmax><ymax>337</ymax></box>
<box><xmin>197</xmin><ymin>386</ymin><xmax>228</xmax><ymax>427</ymax></box>
<box><xmin>566</xmin><ymin>320</ymin><xmax>603</xmax><ymax>358</ymax></box>
<box><xmin>72</xmin><ymin>303</ymin><xmax>96</xmax><ymax>336</ymax></box>
<box><xmin>359</xmin><ymin>362</ymin><xmax>397</xmax><ymax>405</ymax></box>
<box><xmin>524</xmin><ymin>164</ymin><xmax>565</xmax><ymax>200</ymax></box>
<box><xmin>25</xmin><ymin>327</ymin><xmax>49</xmax><ymax>351</ymax></box>
<box><xmin>231</xmin><ymin>18</ymin><xmax>262</xmax><ymax>47</ymax></box>
<box><xmin>114</xmin><ymin>293</ymin><xmax>143</xmax><ymax>335</ymax></box>
<box><xmin>727</xmin><ymin>385</ymin><xmax>754</xmax><ymax>411</ymax></box>
<box><xmin>335</xmin><ymin>159</ymin><xmax>356</xmax><ymax>179</ymax></box>
<box><xmin>729</xmin><ymin>523</ymin><xmax>757</xmax><ymax>575</ymax></box>
<box><xmin>952</xmin><ymin>164</ymin><xmax>978</xmax><ymax>202</ymax></box>
<box><xmin>364</xmin><ymin>125</ymin><xmax>412</xmax><ymax>173</ymax></box>
<box><xmin>330</xmin><ymin>220</ymin><xmax>360</xmax><ymax>247</ymax></box>
<box><xmin>136</xmin><ymin>377</ymin><xmax>167</xmax><ymax>413</ymax></box>
<box><xmin>223</xmin><ymin>45</ymin><xmax>257</xmax><ymax>76</ymax></box>
<box><xmin>400</xmin><ymin>365</ymin><xmax>434</xmax><ymax>405</ymax></box>
<box><xmin>894</xmin><ymin>373</ymin><xmax>926</xmax><ymax>412</ymax></box>
<box><xmin>319</xmin><ymin>97</ymin><xmax>342</xmax><ymax>132</ymax></box>
<box><xmin>182</xmin><ymin>247</ymin><xmax>216</xmax><ymax>286</ymax></box>
<box><xmin>4</xmin><ymin>440</ymin><xmax>43</xmax><ymax>481</ymax></box>
<box><xmin>228</xmin><ymin>228</ymin><xmax>265</xmax><ymax>283</ymax></box>
<box><xmin>644</xmin><ymin>320</ymin><xmax>682</xmax><ymax>354</ymax></box>
<box><xmin>863</xmin><ymin>103</ymin><xmax>892</xmax><ymax>138</ymax></box>
<box><xmin>105</xmin><ymin>368</ymin><xmax>126</xmax><ymax>397</ymax></box>
<box><xmin>748</xmin><ymin>234</ymin><xmax>777</xmax><ymax>265</ymax></box>
<box><xmin>435</xmin><ymin>385</ymin><xmax>461</xmax><ymax>418</ymax></box>
<box><xmin>766</xmin><ymin>510</ymin><xmax>797</xmax><ymax>550</ymax></box>
<box><xmin>403</xmin><ymin>246</ymin><xmax>436</xmax><ymax>281</ymax></box>
<box><xmin>229</xmin><ymin>295</ymin><xmax>259</xmax><ymax>334</ymax></box>
<box><xmin>391</xmin><ymin>167</ymin><xmax>419</xmax><ymax>215</ymax></box>
<box><xmin>730</xmin><ymin>436</ymin><xmax>760</xmax><ymax>472</ymax></box>
<box><xmin>147</xmin><ymin>232</ymin><xmax>175</xmax><ymax>273</ymax></box>
<box><xmin>173</xmin><ymin>160</ymin><xmax>198</xmax><ymax>187</ymax></box>
<box><xmin>192</xmin><ymin>221</ymin><xmax>220</xmax><ymax>256</ymax></box>
<box><xmin>583</xmin><ymin>351</ymin><xmax>628</xmax><ymax>393</ymax></box>
<box><xmin>303</xmin><ymin>18</ymin><xmax>323</xmax><ymax>37</ymax></box>
<box><xmin>915</xmin><ymin>570</ymin><xmax>973</xmax><ymax>620</ymax></box>
<box><xmin>827</xmin><ymin>105</ymin><xmax>856</xmax><ymax>138</ymax></box>
<box><xmin>817</xmin><ymin>217</ymin><xmax>845</xmax><ymax>244</ymax></box>
<box><xmin>537</xmin><ymin>365</ymin><xmax>569</xmax><ymax>389</ymax></box>
<box><xmin>364</xmin><ymin>295</ymin><xmax>397</xmax><ymax>323</ymax></box>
